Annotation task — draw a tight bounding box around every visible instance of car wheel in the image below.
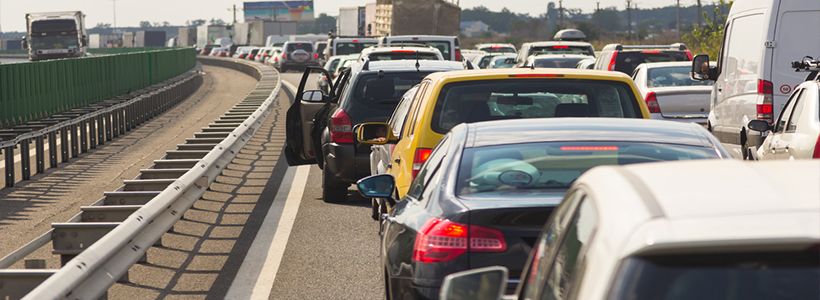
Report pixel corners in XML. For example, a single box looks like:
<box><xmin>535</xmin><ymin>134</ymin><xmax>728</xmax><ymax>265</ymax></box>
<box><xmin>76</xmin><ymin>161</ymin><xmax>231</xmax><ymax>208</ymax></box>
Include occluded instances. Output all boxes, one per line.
<box><xmin>742</xmin><ymin>137</ymin><xmax>752</xmax><ymax>160</ymax></box>
<box><xmin>322</xmin><ymin>163</ymin><xmax>348</xmax><ymax>203</ymax></box>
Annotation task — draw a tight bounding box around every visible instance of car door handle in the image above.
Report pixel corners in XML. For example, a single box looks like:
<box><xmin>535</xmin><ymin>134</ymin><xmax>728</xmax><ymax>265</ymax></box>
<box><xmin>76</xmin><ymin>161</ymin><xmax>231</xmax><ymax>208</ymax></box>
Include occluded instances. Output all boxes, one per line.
<box><xmin>784</xmin><ymin>145</ymin><xmax>790</xmax><ymax>152</ymax></box>
<box><xmin>387</xmin><ymin>163</ymin><xmax>392</xmax><ymax>169</ymax></box>
<box><xmin>394</xmin><ymin>158</ymin><xmax>401</xmax><ymax>164</ymax></box>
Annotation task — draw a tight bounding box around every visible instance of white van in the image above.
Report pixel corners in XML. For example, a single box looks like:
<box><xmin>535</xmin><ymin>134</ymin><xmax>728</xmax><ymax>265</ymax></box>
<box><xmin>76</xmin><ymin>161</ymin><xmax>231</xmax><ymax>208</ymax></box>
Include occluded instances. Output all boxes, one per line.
<box><xmin>691</xmin><ymin>0</ymin><xmax>820</xmax><ymax>159</ymax></box>
<box><xmin>378</xmin><ymin>35</ymin><xmax>461</xmax><ymax>61</ymax></box>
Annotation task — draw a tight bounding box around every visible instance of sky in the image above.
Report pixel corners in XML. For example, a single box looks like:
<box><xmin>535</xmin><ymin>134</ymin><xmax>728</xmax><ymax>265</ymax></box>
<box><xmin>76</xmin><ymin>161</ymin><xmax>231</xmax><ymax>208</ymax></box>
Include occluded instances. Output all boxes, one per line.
<box><xmin>0</xmin><ymin>0</ymin><xmax>686</xmax><ymax>33</ymax></box>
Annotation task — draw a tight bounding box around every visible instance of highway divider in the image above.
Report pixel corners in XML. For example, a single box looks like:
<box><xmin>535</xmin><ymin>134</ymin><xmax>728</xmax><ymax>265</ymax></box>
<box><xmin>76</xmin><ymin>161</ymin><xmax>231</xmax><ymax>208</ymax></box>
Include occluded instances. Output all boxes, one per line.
<box><xmin>0</xmin><ymin>57</ymin><xmax>282</xmax><ymax>300</ymax></box>
<box><xmin>0</xmin><ymin>47</ymin><xmax>197</xmax><ymax>129</ymax></box>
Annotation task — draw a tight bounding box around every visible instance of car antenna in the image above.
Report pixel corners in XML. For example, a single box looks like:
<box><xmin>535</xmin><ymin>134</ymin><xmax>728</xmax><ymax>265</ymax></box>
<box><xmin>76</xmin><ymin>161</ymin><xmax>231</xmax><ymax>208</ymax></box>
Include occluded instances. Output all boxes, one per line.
<box><xmin>530</xmin><ymin>61</ymin><xmax>535</xmax><ymax>70</ymax></box>
<box><xmin>362</xmin><ymin>58</ymin><xmax>370</xmax><ymax>71</ymax></box>
<box><xmin>415</xmin><ymin>51</ymin><xmax>420</xmax><ymax>72</ymax></box>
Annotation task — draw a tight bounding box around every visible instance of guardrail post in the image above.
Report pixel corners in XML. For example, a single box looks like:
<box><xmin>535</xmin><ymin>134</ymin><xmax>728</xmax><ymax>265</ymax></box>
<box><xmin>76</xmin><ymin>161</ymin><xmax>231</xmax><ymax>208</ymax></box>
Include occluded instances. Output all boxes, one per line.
<box><xmin>80</xmin><ymin>120</ymin><xmax>88</xmax><ymax>153</ymax></box>
<box><xmin>20</xmin><ymin>139</ymin><xmax>31</xmax><ymax>180</ymax></box>
<box><xmin>60</xmin><ymin>126</ymin><xmax>69</xmax><ymax>163</ymax></box>
<box><xmin>70</xmin><ymin>123</ymin><xmax>79</xmax><ymax>158</ymax></box>
<box><xmin>48</xmin><ymin>131</ymin><xmax>57</xmax><ymax>168</ymax></box>
<box><xmin>35</xmin><ymin>135</ymin><xmax>45</xmax><ymax>173</ymax></box>
<box><xmin>89</xmin><ymin>116</ymin><xmax>98</xmax><ymax>149</ymax></box>
<box><xmin>105</xmin><ymin>112</ymin><xmax>113</xmax><ymax>142</ymax></box>
<box><xmin>3</xmin><ymin>145</ymin><xmax>14</xmax><ymax>187</ymax></box>
<box><xmin>112</xmin><ymin>108</ymin><xmax>120</xmax><ymax>138</ymax></box>
<box><xmin>97</xmin><ymin>115</ymin><xmax>105</xmax><ymax>146</ymax></box>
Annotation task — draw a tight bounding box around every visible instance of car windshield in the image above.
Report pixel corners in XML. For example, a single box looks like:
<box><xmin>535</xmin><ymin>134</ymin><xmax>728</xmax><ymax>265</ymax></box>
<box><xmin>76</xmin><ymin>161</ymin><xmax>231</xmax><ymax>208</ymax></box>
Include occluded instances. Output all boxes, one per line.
<box><xmin>352</xmin><ymin>72</ymin><xmax>430</xmax><ymax>109</ymax></box>
<box><xmin>648</xmin><ymin>66</ymin><xmax>714</xmax><ymax>87</ymax></box>
<box><xmin>287</xmin><ymin>43</ymin><xmax>312</xmax><ymax>52</ymax></box>
<box><xmin>531</xmin><ymin>45</ymin><xmax>591</xmax><ymax>56</ymax></box>
<box><xmin>431</xmin><ymin>79</ymin><xmax>642</xmax><ymax>134</ymax></box>
<box><xmin>490</xmin><ymin>57</ymin><xmax>516</xmax><ymax>68</ymax></box>
<box><xmin>456</xmin><ymin>141</ymin><xmax>720</xmax><ymax>196</ymax></box>
<box><xmin>480</xmin><ymin>46</ymin><xmax>515</xmax><ymax>53</ymax></box>
<box><xmin>616</xmin><ymin>51</ymin><xmax>690</xmax><ymax>74</ymax></box>
<box><xmin>335</xmin><ymin>42</ymin><xmax>378</xmax><ymax>55</ymax></box>
<box><xmin>30</xmin><ymin>35</ymin><xmax>79</xmax><ymax>50</ymax></box>
<box><xmin>533</xmin><ymin>56</ymin><xmax>588</xmax><ymax>68</ymax></box>
<box><xmin>610</xmin><ymin>249</ymin><xmax>820</xmax><ymax>300</ymax></box>
<box><xmin>367</xmin><ymin>52</ymin><xmax>440</xmax><ymax>61</ymax></box>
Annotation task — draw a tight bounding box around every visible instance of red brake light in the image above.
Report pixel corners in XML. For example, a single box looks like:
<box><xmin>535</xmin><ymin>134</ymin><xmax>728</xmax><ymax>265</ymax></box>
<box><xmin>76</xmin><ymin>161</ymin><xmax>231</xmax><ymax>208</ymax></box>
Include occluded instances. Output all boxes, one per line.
<box><xmin>757</xmin><ymin>79</ymin><xmax>774</xmax><ymax>124</ymax></box>
<box><xmin>314</xmin><ymin>53</ymin><xmax>319</xmax><ymax>58</ymax></box>
<box><xmin>412</xmin><ymin>37</ymin><xmax>419</xmax><ymax>40</ymax></box>
<box><xmin>645</xmin><ymin>91</ymin><xmax>661</xmax><ymax>113</ymax></box>
<box><xmin>509</xmin><ymin>74</ymin><xmax>564</xmax><ymax>78</ymax></box>
<box><xmin>455</xmin><ymin>49</ymin><xmax>461</xmax><ymax>61</ymax></box>
<box><xmin>491</xmin><ymin>46</ymin><xmax>502</xmax><ymax>49</ymax></box>
<box><xmin>282</xmin><ymin>53</ymin><xmax>286</xmax><ymax>58</ymax></box>
<box><xmin>685</xmin><ymin>50</ymin><xmax>693</xmax><ymax>60</ymax></box>
<box><xmin>642</xmin><ymin>51</ymin><xmax>661</xmax><ymax>54</ymax></box>
<box><xmin>813</xmin><ymin>135</ymin><xmax>820</xmax><ymax>159</ymax></box>
<box><xmin>353</xmin><ymin>40</ymin><xmax>358</xmax><ymax>43</ymax></box>
<box><xmin>552</xmin><ymin>45</ymin><xmax>569</xmax><ymax>49</ymax></box>
<box><xmin>412</xmin><ymin>148</ymin><xmax>433</xmax><ymax>179</ymax></box>
<box><xmin>412</xmin><ymin>218</ymin><xmax>506</xmax><ymax>263</ymax></box>
<box><xmin>392</xmin><ymin>50</ymin><xmax>415</xmax><ymax>53</ymax></box>
<box><xmin>561</xmin><ymin>146</ymin><xmax>619</xmax><ymax>151</ymax></box>
<box><xmin>330</xmin><ymin>110</ymin><xmax>353</xmax><ymax>143</ymax></box>
<box><xmin>297</xmin><ymin>43</ymin><xmax>302</xmax><ymax>45</ymax></box>
<box><xmin>608</xmin><ymin>51</ymin><xmax>619</xmax><ymax>71</ymax></box>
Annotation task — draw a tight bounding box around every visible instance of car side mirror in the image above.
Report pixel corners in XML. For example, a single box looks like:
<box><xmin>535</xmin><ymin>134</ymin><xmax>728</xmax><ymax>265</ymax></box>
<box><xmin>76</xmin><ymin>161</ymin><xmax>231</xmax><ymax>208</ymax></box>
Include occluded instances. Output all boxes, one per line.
<box><xmin>81</xmin><ymin>35</ymin><xmax>88</xmax><ymax>47</ymax></box>
<box><xmin>356</xmin><ymin>174</ymin><xmax>396</xmax><ymax>199</ymax></box>
<box><xmin>301</xmin><ymin>90</ymin><xmax>326</xmax><ymax>103</ymax></box>
<box><xmin>748</xmin><ymin>120</ymin><xmax>772</xmax><ymax>132</ymax></box>
<box><xmin>691</xmin><ymin>54</ymin><xmax>713</xmax><ymax>81</ymax></box>
<box><xmin>357</xmin><ymin>122</ymin><xmax>397</xmax><ymax>145</ymax></box>
<box><xmin>21</xmin><ymin>37</ymin><xmax>27</xmax><ymax>49</ymax></box>
<box><xmin>439</xmin><ymin>266</ymin><xmax>508</xmax><ymax>300</ymax></box>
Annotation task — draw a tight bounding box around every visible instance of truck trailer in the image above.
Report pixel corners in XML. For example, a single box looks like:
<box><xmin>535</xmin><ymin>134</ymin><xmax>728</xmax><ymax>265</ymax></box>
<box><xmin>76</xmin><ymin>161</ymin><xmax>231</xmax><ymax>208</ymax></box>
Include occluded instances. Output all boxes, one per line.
<box><xmin>177</xmin><ymin>27</ymin><xmax>196</xmax><ymax>47</ymax></box>
<box><xmin>197</xmin><ymin>25</ymin><xmax>231</xmax><ymax>48</ymax></box>
<box><xmin>135</xmin><ymin>31</ymin><xmax>166</xmax><ymax>47</ymax></box>
<box><xmin>22</xmin><ymin>11</ymin><xmax>87</xmax><ymax>61</ymax></box>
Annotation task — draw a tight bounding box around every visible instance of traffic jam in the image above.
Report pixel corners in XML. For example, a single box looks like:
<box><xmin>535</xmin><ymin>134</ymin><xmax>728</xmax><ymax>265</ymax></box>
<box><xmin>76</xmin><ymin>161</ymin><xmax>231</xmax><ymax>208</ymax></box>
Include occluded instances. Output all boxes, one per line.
<box><xmin>278</xmin><ymin>2</ymin><xmax>820</xmax><ymax>300</ymax></box>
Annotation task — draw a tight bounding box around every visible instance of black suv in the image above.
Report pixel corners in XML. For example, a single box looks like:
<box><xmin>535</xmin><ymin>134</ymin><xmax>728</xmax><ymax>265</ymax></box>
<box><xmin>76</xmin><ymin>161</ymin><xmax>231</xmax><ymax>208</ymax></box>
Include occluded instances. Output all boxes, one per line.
<box><xmin>285</xmin><ymin>60</ymin><xmax>465</xmax><ymax>202</ymax></box>
<box><xmin>279</xmin><ymin>41</ymin><xmax>321</xmax><ymax>72</ymax></box>
<box><xmin>593</xmin><ymin>43</ymin><xmax>692</xmax><ymax>75</ymax></box>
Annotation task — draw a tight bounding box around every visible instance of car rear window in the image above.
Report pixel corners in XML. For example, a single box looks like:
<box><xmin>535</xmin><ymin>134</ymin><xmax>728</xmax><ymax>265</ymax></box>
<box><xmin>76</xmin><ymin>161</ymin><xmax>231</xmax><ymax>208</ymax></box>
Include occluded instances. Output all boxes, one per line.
<box><xmin>335</xmin><ymin>42</ymin><xmax>378</xmax><ymax>55</ymax></box>
<box><xmin>480</xmin><ymin>46</ymin><xmax>515</xmax><ymax>53</ymax></box>
<box><xmin>647</xmin><ymin>66</ymin><xmax>714</xmax><ymax>87</ymax></box>
<box><xmin>491</xmin><ymin>57</ymin><xmax>516</xmax><ymax>68</ymax></box>
<box><xmin>456</xmin><ymin>141</ymin><xmax>720</xmax><ymax>196</ymax></box>
<box><xmin>389</xmin><ymin>40</ymin><xmax>451</xmax><ymax>59</ymax></box>
<box><xmin>610</xmin><ymin>249</ymin><xmax>820</xmax><ymax>300</ymax></box>
<box><xmin>533</xmin><ymin>57</ymin><xmax>588</xmax><ymax>68</ymax></box>
<box><xmin>287</xmin><ymin>43</ymin><xmax>313</xmax><ymax>52</ymax></box>
<box><xmin>367</xmin><ymin>52</ymin><xmax>441</xmax><ymax>61</ymax></box>
<box><xmin>616</xmin><ymin>51</ymin><xmax>690</xmax><ymax>74</ymax></box>
<box><xmin>531</xmin><ymin>45</ymin><xmax>592</xmax><ymax>56</ymax></box>
<box><xmin>352</xmin><ymin>72</ymin><xmax>430</xmax><ymax>109</ymax></box>
<box><xmin>431</xmin><ymin>79</ymin><xmax>642</xmax><ymax>134</ymax></box>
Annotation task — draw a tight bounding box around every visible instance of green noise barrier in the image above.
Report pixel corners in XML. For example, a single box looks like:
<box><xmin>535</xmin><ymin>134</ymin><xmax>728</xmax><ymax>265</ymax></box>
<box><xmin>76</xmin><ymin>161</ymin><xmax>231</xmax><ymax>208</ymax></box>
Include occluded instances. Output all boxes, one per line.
<box><xmin>0</xmin><ymin>47</ymin><xmax>196</xmax><ymax>129</ymax></box>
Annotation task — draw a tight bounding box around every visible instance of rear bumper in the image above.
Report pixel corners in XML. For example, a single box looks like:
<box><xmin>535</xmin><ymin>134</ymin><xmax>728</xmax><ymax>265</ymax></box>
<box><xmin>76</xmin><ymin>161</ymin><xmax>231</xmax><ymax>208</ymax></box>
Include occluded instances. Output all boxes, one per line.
<box><xmin>651</xmin><ymin>113</ymin><xmax>708</xmax><ymax>125</ymax></box>
<box><xmin>323</xmin><ymin>142</ymin><xmax>372</xmax><ymax>184</ymax></box>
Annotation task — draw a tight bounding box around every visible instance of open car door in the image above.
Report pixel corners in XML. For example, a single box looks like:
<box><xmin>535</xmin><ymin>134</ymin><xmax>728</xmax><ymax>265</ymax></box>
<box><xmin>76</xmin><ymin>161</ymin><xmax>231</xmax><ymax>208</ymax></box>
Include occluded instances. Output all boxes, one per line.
<box><xmin>285</xmin><ymin>67</ymin><xmax>336</xmax><ymax>166</ymax></box>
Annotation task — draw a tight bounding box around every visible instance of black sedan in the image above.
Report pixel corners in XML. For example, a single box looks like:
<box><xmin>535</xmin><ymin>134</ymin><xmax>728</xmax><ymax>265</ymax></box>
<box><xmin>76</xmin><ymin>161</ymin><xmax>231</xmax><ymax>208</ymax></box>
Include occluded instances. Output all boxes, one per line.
<box><xmin>356</xmin><ymin>118</ymin><xmax>732</xmax><ymax>300</ymax></box>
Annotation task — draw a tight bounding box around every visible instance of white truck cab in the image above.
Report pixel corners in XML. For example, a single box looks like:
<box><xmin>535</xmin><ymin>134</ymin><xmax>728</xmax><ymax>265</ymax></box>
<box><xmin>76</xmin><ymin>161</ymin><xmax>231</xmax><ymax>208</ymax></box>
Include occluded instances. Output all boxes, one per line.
<box><xmin>691</xmin><ymin>0</ymin><xmax>820</xmax><ymax>159</ymax></box>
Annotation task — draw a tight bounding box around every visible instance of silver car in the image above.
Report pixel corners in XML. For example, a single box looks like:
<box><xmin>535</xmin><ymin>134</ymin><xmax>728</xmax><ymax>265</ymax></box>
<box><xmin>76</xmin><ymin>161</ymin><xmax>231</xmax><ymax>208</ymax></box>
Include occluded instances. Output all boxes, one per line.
<box><xmin>632</xmin><ymin>61</ymin><xmax>714</xmax><ymax>125</ymax></box>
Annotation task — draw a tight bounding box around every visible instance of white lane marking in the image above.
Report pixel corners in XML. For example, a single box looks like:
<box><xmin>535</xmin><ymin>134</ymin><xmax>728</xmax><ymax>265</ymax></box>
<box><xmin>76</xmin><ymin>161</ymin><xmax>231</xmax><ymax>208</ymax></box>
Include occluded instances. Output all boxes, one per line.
<box><xmin>225</xmin><ymin>165</ymin><xmax>310</xmax><ymax>300</ymax></box>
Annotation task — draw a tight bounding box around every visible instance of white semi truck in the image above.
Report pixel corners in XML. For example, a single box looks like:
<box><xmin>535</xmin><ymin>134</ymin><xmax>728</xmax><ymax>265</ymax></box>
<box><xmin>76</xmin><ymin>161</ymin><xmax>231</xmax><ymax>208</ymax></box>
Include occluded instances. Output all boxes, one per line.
<box><xmin>22</xmin><ymin>11</ymin><xmax>88</xmax><ymax>61</ymax></box>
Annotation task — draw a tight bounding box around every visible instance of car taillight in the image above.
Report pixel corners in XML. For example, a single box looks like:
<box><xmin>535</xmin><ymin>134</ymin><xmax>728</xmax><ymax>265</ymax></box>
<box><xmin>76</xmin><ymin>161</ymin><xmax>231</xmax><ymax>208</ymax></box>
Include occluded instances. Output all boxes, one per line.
<box><xmin>757</xmin><ymin>79</ymin><xmax>774</xmax><ymax>124</ymax></box>
<box><xmin>314</xmin><ymin>53</ymin><xmax>319</xmax><ymax>58</ymax></box>
<box><xmin>412</xmin><ymin>148</ymin><xmax>432</xmax><ymax>179</ymax></box>
<box><xmin>282</xmin><ymin>53</ymin><xmax>286</xmax><ymax>58</ymax></box>
<box><xmin>645</xmin><ymin>91</ymin><xmax>661</xmax><ymax>113</ymax></box>
<box><xmin>812</xmin><ymin>135</ymin><xmax>820</xmax><ymax>159</ymax></box>
<box><xmin>330</xmin><ymin>109</ymin><xmax>353</xmax><ymax>143</ymax></box>
<box><xmin>685</xmin><ymin>50</ymin><xmax>693</xmax><ymax>60</ymax></box>
<box><xmin>413</xmin><ymin>218</ymin><xmax>506</xmax><ymax>263</ymax></box>
<box><xmin>608</xmin><ymin>51</ymin><xmax>619</xmax><ymax>71</ymax></box>
<box><xmin>455</xmin><ymin>49</ymin><xmax>461</xmax><ymax>61</ymax></box>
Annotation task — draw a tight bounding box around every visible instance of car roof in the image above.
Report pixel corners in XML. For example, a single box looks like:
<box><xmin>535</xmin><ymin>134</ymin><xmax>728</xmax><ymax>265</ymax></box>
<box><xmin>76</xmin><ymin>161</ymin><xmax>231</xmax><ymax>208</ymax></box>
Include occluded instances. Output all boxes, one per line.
<box><xmin>350</xmin><ymin>60</ymin><xmax>464</xmax><ymax>73</ymax></box>
<box><xmin>365</xmin><ymin>46</ymin><xmax>440</xmax><ymax>54</ymax></box>
<box><xmin>464</xmin><ymin>118</ymin><xmax>716</xmax><ymax>148</ymax></box>
<box><xmin>579</xmin><ymin>160</ymin><xmax>820</xmax><ymax>257</ymax></box>
<box><xmin>420</xmin><ymin>67</ymin><xmax>635</xmax><ymax>85</ymax></box>
<box><xmin>638</xmin><ymin>61</ymin><xmax>698</xmax><ymax>69</ymax></box>
<box><xmin>531</xmin><ymin>54</ymin><xmax>592</xmax><ymax>59</ymax></box>
<box><xmin>524</xmin><ymin>41</ymin><xmax>593</xmax><ymax>47</ymax></box>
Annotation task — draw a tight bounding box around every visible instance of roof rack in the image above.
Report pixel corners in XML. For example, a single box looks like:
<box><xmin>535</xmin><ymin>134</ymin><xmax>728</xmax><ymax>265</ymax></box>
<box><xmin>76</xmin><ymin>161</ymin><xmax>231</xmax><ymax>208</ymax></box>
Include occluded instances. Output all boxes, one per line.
<box><xmin>370</xmin><ymin>43</ymin><xmax>436</xmax><ymax>49</ymax></box>
<box><xmin>608</xmin><ymin>43</ymin><xmax>688</xmax><ymax>51</ymax></box>
<box><xmin>792</xmin><ymin>56</ymin><xmax>820</xmax><ymax>81</ymax></box>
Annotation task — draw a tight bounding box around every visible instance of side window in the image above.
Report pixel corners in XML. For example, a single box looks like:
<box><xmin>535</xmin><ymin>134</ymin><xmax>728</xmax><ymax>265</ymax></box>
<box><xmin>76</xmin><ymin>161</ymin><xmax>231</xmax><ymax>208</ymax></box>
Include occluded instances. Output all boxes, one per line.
<box><xmin>406</xmin><ymin>136</ymin><xmax>450</xmax><ymax>200</ymax></box>
<box><xmin>775</xmin><ymin>89</ymin><xmax>802</xmax><ymax>133</ymax></box>
<box><xmin>540</xmin><ymin>197</ymin><xmax>597</xmax><ymax>300</ymax></box>
<box><xmin>786</xmin><ymin>88</ymin><xmax>810</xmax><ymax>133</ymax></box>
<box><xmin>520</xmin><ymin>190</ymin><xmax>586</xmax><ymax>300</ymax></box>
<box><xmin>723</xmin><ymin>14</ymin><xmax>764</xmax><ymax>85</ymax></box>
<box><xmin>407</xmin><ymin>81</ymin><xmax>430</xmax><ymax>136</ymax></box>
<box><xmin>389</xmin><ymin>85</ymin><xmax>418</xmax><ymax>138</ymax></box>
<box><xmin>718</xmin><ymin>22</ymin><xmax>732</xmax><ymax>77</ymax></box>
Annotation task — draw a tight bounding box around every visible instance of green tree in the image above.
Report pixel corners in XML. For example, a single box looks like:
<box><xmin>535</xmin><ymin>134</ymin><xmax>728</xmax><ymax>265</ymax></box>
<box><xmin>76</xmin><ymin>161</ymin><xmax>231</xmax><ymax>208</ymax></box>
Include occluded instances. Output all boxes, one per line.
<box><xmin>684</xmin><ymin>0</ymin><xmax>732</xmax><ymax>57</ymax></box>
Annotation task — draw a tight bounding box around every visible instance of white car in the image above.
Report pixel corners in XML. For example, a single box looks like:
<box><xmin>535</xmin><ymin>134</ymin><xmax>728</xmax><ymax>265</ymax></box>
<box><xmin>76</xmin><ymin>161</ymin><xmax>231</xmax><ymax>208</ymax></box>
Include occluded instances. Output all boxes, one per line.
<box><xmin>750</xmin><ymin>67</ymin><xmax>820</xmax><ymax>160</ymax></box>
<box><xmin>632</xmin><ymin>61</ymin><xmax>714</xmax><ymax>125</ymax></box>
<box><xmin>441</xmin><ymin>159</ymin><xmax>820</xmax><ymax>300</ymax></box>
<box><xmin>357</xmin><ymin>45</ymin><xmax>443</xmax><ymax>63</ymax></box>
<box><xmin>475</xmin><ymin>43</ymin><xmax>516</xmax><ymax>54</ymax></box>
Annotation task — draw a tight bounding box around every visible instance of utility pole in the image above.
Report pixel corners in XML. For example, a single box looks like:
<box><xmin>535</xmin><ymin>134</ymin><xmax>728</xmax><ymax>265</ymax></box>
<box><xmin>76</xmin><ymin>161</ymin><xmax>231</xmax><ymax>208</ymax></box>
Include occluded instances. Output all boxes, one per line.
<box><xmin>676</xmin><ymin>0</ymin><xmax>681</xmax><ymax>40</ymax></box>
<box><xmin>558</xmin><ymin>0</ymin><xmax>563</xmax><ymax>28</ymax></box>
<box><xmin>233</xmin><ymin>4</ymin><xmax>237</xmax><ymax>24</ymax></box>
<box><xmin>697</xmin><ymin>0</ymin><xmax>703</xmax><ymax>27</ymax></box>
<box><xmin>596</xmin><ymin>2</ymin><xmax>600</xmax><ymax>27</ymax></box>
<box><xmin>626</xmin><ymin>0</ymin><xmax>632</xmax><ymax>39</ymax></box>
<box><xmin>112</xmin><ymin>0</ymin><xmax>117</xmax><ymax>29</ymax></box>
<box><xmin>634</xmin><ymin>3</ymin><xmax>639</xmax><ymax>41</ymax></box>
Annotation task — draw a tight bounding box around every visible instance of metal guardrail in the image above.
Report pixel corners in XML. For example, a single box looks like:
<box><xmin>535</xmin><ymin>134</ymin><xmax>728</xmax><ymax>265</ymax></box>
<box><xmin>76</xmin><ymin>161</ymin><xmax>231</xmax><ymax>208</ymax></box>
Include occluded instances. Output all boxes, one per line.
<box><xmin>0</xmin><ymin>57</ymin><xmax>281</xmax><ymax>299</ymax></box>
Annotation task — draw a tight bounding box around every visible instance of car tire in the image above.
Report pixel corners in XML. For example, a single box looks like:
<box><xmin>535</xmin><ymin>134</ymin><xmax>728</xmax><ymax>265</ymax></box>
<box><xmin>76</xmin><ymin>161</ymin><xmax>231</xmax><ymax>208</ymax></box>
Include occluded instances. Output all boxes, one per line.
<box><xmin>322</xmin><ymin>164</ymin><xmax>348</xmax><ymax>203</ymax></box>
<box><xmin>742</xmin><ymin>138</ymin><xmax>752</xmax><ymax>160</ymax></box>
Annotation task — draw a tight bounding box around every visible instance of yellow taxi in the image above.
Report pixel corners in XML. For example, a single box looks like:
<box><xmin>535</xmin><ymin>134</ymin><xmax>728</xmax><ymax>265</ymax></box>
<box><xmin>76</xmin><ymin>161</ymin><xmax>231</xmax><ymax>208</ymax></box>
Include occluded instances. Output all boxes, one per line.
<box><xmin>357</xmin><ymin>68</ymin><xmax>651</xmax><ymax>209</ymax></box>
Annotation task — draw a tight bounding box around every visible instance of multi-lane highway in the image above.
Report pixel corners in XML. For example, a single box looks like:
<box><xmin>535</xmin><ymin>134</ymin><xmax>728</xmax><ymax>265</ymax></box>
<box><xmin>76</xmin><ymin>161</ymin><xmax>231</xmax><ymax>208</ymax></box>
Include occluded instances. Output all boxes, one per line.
<box><xmin>0</xmin><ymin>64</ymin><xmax>383</xmax><ymax>299</ymax></box>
